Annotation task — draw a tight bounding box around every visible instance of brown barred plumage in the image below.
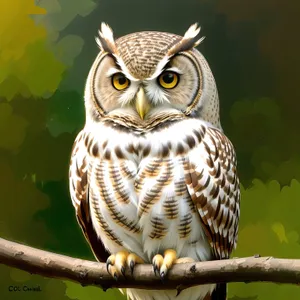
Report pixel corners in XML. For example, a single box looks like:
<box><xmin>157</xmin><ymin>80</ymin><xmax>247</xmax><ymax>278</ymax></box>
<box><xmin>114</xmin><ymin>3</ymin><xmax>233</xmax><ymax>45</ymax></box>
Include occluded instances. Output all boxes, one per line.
<box><xmin>70</xmin><ymin>122</ymin><xmax>240</xmax><ymax>258</ymax></box>
<box><xmin>69</xmin><ymin>23</ymin><xmax>240</xmax><ymax>300</ymax></box>
<box><xmin>70</xmin><ymin>122</ymin><xmax>240</xmax><ymax>300</ymax></box>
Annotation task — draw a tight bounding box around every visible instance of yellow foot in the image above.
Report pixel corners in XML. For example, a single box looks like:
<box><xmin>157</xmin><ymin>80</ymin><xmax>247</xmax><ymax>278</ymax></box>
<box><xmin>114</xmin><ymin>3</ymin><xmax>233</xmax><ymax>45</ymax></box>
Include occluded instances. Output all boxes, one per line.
<box><xmin>106</xmin><ymin>251</ymin><xmax>144</xmax><ymax>279</ymax></box>
<box><xmin>152</xmin><ymin>250</ymin><xmax>195</xmax><ymax>280</ymax></box>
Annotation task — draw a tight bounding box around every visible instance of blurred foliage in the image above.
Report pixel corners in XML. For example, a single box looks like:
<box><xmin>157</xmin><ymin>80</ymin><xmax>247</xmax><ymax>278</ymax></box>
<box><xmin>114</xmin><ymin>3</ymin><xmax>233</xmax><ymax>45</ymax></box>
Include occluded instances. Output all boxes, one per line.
<box><xmin>0</xmin><ymin>1</ymin><xmax>64</xmax><ymax>99</ymax></box>
<box><xmin>1</xmin><ymin>0</ymin><xmax>300</xmax><ymax>300</ymax></box>
<box><xmin>0</xmin><ymin>156</ymin><xmax>54</xmax><ymax>248</ymax></box>
<box><xmin>229</xmin><ymin>180</ymin><xmax>300</xmax><ymax>299</ymax></box>
<box><xmin>47</xmin><ymin>90</ymin><xmax>85</xmax><ymax>137</ymax></box>
<box><xmin>0</xmin><ymin>265</ymin><xmax>70</xmax><ymax>300</ymax></box>
<box><xmin>0</xmin><ymin>103</ymin><xmax>28</xmax><ymax>150</ymax></box>
<box><xmin>227</xmin><ymin>98</ymin><xmax>300</xmax><ymax>186</ymax></box>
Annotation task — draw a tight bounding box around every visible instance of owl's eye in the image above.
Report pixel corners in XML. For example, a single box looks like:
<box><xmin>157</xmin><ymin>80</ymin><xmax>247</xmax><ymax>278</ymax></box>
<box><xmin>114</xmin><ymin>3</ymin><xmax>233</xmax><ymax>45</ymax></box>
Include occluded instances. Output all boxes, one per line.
<box><xmin>112</xmin><ymin>73</ymin><xmax>130</xmax><ymax>90</ymax></box>
<box><xmin>158</xmin><ymin>71</ymin><xmax>179</xmax><ymax>89</ymax></box>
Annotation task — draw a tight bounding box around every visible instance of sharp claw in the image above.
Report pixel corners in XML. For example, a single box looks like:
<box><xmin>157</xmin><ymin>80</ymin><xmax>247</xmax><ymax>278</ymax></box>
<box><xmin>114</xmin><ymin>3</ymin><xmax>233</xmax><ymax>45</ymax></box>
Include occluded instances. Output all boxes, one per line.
<box><xmin>130</xmin><ymin>260</ymin><xmax>135</xmax><ymax>274</ymax></box>
<box><xmin>121</xmin><ymin>266</ymin><xmax>126</xmax><ymax>277</ymax></box>
<box><xmin>113</xmin><ymin>272</ymin><xmax>118</xmax><ymax>281</ymax></box>
<box><xmin>153</xmin><ymin>264</ymin><xmax>159</xmax><ymax>276</ymax></box>
<box><xmin>106</xmin><ymin>252</ymin><xmax>143</xmax><ymax>280</ymax></box>
<box><xmin>106</xmin><ymin>259</ymin><xmax>111</xmax><ymax>273</ymax></box>
<box><xmin>160</xmin><ymin>271</ymin><xmax>165</xmax><ymax>282</ymax></box>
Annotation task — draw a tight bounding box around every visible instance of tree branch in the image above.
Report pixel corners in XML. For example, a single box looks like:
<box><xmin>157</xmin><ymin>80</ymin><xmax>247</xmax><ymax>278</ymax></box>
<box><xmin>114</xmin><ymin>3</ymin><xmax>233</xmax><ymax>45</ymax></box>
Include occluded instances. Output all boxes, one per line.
<box><xmin>1</xmin><ymin>237</ymin><xmax>300</xmax><ymax>291</ymax></box>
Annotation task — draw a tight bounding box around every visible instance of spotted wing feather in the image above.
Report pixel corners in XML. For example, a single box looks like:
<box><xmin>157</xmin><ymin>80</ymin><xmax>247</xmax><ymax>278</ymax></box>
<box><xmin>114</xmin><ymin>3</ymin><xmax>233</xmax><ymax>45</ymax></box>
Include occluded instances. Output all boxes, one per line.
<box><xmin>184</xmin><ymin>126</ymin><xmax>240</xmax><ymax>259</ymax></box>
<box><xmin>69</xmin><ymin>131</ymin><xmax>110</xmax><ymax>262</ymax></box>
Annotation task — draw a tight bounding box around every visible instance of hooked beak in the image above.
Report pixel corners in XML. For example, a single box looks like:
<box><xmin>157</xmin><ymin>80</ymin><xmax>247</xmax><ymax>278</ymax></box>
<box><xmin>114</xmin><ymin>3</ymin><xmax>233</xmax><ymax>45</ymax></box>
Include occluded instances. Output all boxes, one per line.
<box><xmin>135</xmin><ymin>87</ymin><xmax>150</xmax><ymax>120</ymax></box>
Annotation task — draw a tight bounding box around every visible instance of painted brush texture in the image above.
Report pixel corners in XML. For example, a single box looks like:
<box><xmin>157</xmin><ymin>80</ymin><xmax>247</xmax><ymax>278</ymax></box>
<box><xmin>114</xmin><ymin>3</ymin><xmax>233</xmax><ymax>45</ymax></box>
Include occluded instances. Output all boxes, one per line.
<box><xmin>0</xmin><ymin>0</ymin><xmax>300</xmax><ymax>299</ymax></box>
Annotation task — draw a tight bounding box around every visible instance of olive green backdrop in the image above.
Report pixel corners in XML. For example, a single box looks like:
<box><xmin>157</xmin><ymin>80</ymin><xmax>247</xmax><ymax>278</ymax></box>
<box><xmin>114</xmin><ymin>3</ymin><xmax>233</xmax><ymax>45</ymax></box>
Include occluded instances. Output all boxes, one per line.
<box><xmin>1</xmin><ymin>0</ymin><xmax>300</xmax><ymax>299</ymax></box>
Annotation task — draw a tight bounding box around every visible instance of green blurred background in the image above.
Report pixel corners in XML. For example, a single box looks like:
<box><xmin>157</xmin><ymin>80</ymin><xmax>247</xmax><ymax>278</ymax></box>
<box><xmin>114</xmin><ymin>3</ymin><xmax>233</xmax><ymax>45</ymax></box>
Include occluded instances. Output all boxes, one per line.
<box><xmin>1</xmin><ymin>0</ymin><xmax>300</xmax><ymax>299</ymax></box>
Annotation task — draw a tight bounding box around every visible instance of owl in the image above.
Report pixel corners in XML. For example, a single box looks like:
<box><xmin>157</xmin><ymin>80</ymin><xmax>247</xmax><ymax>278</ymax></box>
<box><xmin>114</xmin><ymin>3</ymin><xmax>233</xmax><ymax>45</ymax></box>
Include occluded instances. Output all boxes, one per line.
<box><xmin>69</xmin><ymin>23</ymin><xmax>240</xmax><ymax>300</ymax></box>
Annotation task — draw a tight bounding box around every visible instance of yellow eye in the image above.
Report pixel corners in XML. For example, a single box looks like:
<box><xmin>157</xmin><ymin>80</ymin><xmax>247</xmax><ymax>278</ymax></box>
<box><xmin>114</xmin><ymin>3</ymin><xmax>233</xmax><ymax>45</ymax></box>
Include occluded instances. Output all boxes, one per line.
<box><xmin>158</xmin><ymin>71</ymin><xmax>179</xmax><ymax>89</ymax></box>
<box><xmin>112</xmin><ymin>73</ymin><xmax>130</xmax><ymax>90</ymax></box>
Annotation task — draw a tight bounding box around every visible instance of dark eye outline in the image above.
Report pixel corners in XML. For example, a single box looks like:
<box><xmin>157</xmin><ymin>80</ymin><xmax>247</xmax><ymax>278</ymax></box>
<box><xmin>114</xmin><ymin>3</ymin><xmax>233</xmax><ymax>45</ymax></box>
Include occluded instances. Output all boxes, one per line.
<box><xmin>157</xmin><ymin>71</ymin><xmax>180</xmax><ymax>89</ymax></box>
<box><xmin>111</xmin><ymin>73</ymin><xmax>130</xmax><ymax>91</ymax></box>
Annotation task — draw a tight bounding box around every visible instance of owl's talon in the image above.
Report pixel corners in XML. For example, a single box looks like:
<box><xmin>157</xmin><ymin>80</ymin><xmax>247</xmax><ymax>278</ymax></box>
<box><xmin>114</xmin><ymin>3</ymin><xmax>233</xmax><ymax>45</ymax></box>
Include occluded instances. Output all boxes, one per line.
<box><xmin>152</xmin><ymin>250</ymin><xmax>194</xmax><ymax>280</ymax></box>
<box><xmin>160</xmin><ymin>264</ymin><xmax>169</xmax><ymax>278</ymax></box>
<box><xmin>106</xmin><ymin>254</ymin><xmax>116</xmax><ymax>273</ymax></box>
<box><xmin>153</xmin><ymin>264</ymin><xmax>158</xmax><ymax>276</ymax></box>
<box><xmin>129</xmin><ymin>260</ymin><xmax>135</xmax><ymax>275</ymax></box>
<box><xmin>127</xmin><ymin>253</ymin><xmax>144</xmax><ymax>275</ymax></box>
<box><xmin>152</xmin><ymin>254</ymin><xmax>164</xmax><ymax>276</ymax></box>
<box><xmin>106</xmin><ymin>259</ymin><xmax>112</xmax><ymax>273</ymax></box>
<box><xmin>160</xmin><ymin>271</ymin><xmax>166</xmax><ymax>282</ymax></box>
<box><xmin>152</xmin><ymin>250</ymin><xmax>176</xmax><ymax>279</ymax></box>
<box><xmin>105</xmin><ymin>251</ymin><xmax>144</xmax><ymax>279</ymax></box>
<box><xmin>113</xmin><ymin>272</ymin><xmax>118</xmax><ymax>281</ymax></box>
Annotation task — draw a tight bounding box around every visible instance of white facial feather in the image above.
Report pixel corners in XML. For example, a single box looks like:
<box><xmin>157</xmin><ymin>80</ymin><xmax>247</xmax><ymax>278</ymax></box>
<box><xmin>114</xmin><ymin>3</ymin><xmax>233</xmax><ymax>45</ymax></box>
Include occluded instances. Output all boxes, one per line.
<box><xmin>118</xmin><ymin>81</ymin><xmax>140</xmax><ymax>106</ymax></box>
<box><xmin>146</xmin><ymin>55</ymin><xmax>171</xmax><ymax>81</ymax></box>
<box><xmin>144</xmin><ymin>79</ymin><xmax>169</xmax><ymax>105</ymax></box>
<box><xmin>113</xmin><ymin>56</ymin><xmax>140</xmax><ymax>82</ymax></box>
<box><xmin>165</xmin><ymin>66</ymin><xmax>183</xmax><ymax>74</ymax></box>
<box><xmin>105</xmin><ymin>67</ymin><xmax>122</xmax><ymax>77</ymax></box>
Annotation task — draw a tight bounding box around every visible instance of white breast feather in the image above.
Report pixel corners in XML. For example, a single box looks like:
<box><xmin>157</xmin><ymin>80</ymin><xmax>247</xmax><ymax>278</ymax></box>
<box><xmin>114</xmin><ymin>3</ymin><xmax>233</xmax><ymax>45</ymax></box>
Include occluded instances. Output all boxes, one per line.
<box><xmin>78</xmin><ymin>118</ymin><xmax>238</xmax><ymax>300</ymax></box>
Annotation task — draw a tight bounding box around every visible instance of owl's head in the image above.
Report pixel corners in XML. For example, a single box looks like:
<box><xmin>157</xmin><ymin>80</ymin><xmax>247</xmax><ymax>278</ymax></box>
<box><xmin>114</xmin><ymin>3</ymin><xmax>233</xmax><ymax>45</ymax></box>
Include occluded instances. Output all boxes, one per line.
<box><xmin>85</xmin><ymin>23</ymin><xmax>221</xmax><ymax>132</ymax></box>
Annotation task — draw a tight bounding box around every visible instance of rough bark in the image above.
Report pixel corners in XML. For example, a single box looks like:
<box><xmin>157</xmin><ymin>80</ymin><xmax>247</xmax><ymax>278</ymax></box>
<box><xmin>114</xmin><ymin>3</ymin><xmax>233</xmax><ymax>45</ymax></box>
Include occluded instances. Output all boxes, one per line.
<box><xmin>1</xmin><ymin>237</ymin><xmax>300</xmax><ymax>291</ymax></box>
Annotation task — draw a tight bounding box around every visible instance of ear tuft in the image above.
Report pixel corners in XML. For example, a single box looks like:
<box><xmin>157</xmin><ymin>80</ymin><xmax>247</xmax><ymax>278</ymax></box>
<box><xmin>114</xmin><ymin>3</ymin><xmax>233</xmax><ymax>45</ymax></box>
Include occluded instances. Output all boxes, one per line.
<box><xmin>168</xmin><ymin>23</ymin><xmax>204</xmax><ymax>56</ymax></box>
<box><xmin>95</xmin><ymin>22</ymin><xmax>118</xmax><ymax>54</ymax></box>
<box><xmin>183</xmin><ymin>23</ymin><xmax>201</xmax><ymax>40</ymax></box>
